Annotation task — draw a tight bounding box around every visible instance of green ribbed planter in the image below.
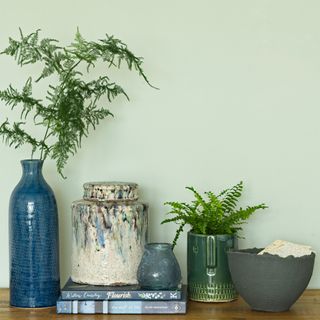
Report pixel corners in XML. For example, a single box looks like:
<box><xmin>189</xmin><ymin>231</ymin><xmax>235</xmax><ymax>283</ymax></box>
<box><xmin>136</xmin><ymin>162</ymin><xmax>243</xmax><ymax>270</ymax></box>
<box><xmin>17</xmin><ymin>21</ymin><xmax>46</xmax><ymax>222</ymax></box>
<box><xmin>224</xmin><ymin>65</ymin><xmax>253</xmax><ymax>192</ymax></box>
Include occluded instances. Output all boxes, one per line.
<box><xmin>187</xmin><ymin>232</ymin><xmax>237</xmax><ymax>302</ymax></box>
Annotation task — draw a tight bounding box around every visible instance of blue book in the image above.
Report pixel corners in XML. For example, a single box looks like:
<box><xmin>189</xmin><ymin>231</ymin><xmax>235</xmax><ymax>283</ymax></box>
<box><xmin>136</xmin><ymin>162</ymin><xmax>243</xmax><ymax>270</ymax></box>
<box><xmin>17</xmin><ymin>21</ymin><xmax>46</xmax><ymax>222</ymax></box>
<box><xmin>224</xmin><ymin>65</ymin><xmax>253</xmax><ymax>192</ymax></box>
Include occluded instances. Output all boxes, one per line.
<box><xmin>61</xmin><ymin>278</ymin><xmax>182</xmax><ymax>300</ymax></box>
<box><xmin>57</xmin><ymin>285</ymin><xmax>187</xmax><ymax>314</ymax></box>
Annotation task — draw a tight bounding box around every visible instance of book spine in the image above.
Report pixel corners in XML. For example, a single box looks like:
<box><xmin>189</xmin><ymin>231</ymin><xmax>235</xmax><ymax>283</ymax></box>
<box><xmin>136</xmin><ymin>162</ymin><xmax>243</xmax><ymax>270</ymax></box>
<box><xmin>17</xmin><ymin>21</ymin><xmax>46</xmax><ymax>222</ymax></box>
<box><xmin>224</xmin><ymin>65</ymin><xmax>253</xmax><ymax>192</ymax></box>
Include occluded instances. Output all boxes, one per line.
<box><xmin>56</xmin><ymin>299</ymin><xmax>186</xmax><ymax>314</ymax></box>
<box><xmin>61</xmin><ymin>290</ymin><xmax>181</xmax><ymax>300</ymax></box>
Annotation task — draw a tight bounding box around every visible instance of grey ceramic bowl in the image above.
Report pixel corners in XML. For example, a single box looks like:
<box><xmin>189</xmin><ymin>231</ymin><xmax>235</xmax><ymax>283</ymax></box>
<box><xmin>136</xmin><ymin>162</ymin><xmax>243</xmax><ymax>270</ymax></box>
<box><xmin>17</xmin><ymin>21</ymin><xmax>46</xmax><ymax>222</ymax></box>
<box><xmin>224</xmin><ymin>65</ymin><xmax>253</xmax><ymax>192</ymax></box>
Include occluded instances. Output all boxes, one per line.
<box><xmin>227</xmin><ymin>248</ymin><xmax>315</xmax><ymax>312</ymax></box>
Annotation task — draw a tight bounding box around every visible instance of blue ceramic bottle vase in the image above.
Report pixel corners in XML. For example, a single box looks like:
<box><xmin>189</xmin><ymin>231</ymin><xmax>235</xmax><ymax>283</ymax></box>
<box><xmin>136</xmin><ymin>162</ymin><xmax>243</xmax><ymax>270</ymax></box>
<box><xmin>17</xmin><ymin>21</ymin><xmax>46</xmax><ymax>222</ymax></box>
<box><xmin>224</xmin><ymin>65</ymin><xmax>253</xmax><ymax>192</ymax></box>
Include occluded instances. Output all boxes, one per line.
<box><xmin>9</xmin><ymin>160</ymin><xmax>60</xmax><ymax>307</ymax></box>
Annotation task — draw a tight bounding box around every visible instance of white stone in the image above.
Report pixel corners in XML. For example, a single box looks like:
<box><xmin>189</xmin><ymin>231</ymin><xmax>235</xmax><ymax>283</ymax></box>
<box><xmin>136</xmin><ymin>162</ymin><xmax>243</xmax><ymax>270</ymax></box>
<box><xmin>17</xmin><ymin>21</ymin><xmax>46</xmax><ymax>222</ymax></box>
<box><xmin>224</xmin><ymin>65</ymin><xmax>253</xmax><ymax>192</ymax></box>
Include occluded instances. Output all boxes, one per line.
<box><xmin>258</xmin><ymin>240</ymin><xmax>313</xmax><ymax>258</ymax></box>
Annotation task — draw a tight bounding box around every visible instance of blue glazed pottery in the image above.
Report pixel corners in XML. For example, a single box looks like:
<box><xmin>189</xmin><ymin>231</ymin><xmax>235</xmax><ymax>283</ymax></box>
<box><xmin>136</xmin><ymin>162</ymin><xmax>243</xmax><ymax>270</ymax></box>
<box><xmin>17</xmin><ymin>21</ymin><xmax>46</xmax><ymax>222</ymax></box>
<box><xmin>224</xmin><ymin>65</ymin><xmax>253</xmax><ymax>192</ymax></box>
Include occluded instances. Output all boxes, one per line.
<box><xmin>9</xmin><ymin>159</ymin><xmax>60</xmax><ymax>307</ymax></box>
<box><xmin>137</xmin><ymin>243</ymin><xmax>181</xmax><ymax>290</ymax></box>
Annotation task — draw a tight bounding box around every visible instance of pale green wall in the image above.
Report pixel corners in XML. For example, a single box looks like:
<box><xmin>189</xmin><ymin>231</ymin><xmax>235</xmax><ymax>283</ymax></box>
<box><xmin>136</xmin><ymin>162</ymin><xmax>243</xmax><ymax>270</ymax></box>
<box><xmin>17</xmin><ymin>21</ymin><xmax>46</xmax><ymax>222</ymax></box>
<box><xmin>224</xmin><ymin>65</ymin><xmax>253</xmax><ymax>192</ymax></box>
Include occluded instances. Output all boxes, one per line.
<box><xmin>0</xmin><ymin>0</ymin><xmax>320</xmax><ymax>288</ymax></box>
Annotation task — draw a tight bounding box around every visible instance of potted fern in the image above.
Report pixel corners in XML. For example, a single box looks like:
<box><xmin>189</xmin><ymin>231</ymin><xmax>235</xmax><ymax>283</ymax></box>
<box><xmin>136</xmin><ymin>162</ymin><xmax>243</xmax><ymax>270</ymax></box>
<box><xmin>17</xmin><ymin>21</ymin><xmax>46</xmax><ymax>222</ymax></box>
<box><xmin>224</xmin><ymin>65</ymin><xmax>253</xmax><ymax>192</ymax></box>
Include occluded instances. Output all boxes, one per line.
<box><xmin>161</xmin><ymin>181</ymin><xmax>267</xmax><ymax>302</ymax></box>
<box><xmin>0</xmin><ymin>29</ymin><xmax>153</xmax><ymax>308</ymax></box>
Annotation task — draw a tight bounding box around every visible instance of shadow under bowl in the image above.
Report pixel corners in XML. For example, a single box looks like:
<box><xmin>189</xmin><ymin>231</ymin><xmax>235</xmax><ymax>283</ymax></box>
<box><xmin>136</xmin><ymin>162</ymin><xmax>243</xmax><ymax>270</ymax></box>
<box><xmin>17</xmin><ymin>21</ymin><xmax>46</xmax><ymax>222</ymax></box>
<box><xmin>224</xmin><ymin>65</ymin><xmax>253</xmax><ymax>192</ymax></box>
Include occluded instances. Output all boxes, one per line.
<box><xmin>227</xmin><ymin>248</ymin><xmax>315</xmax><ymax>312</ymax></box>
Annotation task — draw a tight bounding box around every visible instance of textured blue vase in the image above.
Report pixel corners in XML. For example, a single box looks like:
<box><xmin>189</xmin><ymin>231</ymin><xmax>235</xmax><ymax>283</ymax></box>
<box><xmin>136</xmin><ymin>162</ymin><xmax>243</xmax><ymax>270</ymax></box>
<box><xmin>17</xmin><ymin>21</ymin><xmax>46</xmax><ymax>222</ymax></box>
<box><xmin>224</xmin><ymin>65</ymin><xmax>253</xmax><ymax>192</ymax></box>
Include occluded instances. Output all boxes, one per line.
<box><xmin>9</xmin><ymin>159</ymin><xmax>60</xmax><ymax>307</ymax></box>
<box><xmin>137</xmin><ymin>243</ymin><xmax>181</xmax><ymax>290</ymax></box>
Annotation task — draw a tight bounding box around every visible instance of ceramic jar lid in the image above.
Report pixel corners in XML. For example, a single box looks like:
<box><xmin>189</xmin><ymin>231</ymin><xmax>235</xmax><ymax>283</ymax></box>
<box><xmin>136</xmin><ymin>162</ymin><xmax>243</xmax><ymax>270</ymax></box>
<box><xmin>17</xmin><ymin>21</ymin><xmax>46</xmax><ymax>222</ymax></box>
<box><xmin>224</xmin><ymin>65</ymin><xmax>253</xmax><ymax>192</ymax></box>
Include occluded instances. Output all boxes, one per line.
<box><xmin>83</xmin><ymin>181</ymin><xmax>139</xmax><ymax>201</ymax></box>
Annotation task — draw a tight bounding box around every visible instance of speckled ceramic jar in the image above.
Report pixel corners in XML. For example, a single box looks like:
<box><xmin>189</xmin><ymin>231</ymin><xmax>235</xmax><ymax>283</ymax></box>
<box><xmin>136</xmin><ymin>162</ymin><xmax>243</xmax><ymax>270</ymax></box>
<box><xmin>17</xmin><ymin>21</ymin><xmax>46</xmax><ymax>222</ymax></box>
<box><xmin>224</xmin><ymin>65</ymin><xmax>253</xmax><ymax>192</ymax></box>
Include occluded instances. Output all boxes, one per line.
<box><xmin>71</xmin><ymin>182</ymin><xmax>148</xmax><ymax>285</ymax></box>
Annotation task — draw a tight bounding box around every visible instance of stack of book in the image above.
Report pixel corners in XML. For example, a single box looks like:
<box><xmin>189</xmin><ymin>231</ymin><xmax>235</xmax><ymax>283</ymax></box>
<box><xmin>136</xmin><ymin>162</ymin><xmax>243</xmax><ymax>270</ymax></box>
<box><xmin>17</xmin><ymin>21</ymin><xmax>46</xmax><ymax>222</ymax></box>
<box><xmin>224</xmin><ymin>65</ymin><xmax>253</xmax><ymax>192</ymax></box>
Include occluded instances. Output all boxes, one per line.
<box><xmin>56</xmin><ymin>278</ymin><xmax>187</xmax><ymax>314</ymax></box>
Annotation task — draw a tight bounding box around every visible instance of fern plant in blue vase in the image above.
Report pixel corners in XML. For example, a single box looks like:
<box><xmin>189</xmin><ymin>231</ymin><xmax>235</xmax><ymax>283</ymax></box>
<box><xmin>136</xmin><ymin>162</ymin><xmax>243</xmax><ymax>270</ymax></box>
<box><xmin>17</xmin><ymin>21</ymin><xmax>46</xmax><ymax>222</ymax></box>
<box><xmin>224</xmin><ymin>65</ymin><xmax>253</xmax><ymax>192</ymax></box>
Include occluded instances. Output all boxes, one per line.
<box><xmin>0</xmin><ymin>29</ymin><xmax>153</xmax><ymax>307</ymax></box>
<box><xmin>162</xmin><ymin>181</ymin><xmax>267</xmax><ymax>302</ymax></box>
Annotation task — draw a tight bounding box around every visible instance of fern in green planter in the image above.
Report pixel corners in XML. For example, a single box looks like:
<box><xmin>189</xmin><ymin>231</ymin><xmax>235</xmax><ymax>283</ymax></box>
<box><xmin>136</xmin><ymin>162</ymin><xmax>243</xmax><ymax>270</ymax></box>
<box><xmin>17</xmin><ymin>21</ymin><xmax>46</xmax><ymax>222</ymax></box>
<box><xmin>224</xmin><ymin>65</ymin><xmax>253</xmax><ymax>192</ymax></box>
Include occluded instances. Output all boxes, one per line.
<box><xmin>161</xmin><ymin>181</ymin><xmax>267</xmax><ymax>247</ymax></box>
<box><xmin>0</xmin><ymin>29</ymin><xmax>154</xmax><ymax>177</ymax></box>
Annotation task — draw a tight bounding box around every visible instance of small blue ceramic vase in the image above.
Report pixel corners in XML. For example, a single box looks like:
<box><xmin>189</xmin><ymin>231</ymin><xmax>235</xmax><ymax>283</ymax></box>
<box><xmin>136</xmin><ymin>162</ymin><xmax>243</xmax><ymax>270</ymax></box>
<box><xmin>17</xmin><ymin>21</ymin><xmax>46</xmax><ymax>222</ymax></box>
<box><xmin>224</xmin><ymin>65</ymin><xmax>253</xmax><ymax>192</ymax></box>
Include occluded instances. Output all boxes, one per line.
<box><xmin>137</xmin><ymin>243</ymin><xmax>181</xmax><ymax>290</ymax></box>
<box><xmin>9</xmin><ymin>159</ymin><xmax>60</xmax><ymax>307</ymax></box>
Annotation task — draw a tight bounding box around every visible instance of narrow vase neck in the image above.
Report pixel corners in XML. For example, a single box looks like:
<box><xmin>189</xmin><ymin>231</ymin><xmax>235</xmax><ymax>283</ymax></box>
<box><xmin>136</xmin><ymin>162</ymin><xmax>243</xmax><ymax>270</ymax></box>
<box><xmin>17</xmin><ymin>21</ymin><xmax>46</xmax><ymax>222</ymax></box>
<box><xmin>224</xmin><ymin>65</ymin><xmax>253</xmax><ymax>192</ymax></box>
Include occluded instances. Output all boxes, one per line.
<box><xmin>145</xmin><ymin>243</ymin><xmax>173</xmax><ymax>251</ymax></box>
<box><xmin>21</xmin><ymin>159</ymin><xmax>44</xmax><ymax>176</ymax></box>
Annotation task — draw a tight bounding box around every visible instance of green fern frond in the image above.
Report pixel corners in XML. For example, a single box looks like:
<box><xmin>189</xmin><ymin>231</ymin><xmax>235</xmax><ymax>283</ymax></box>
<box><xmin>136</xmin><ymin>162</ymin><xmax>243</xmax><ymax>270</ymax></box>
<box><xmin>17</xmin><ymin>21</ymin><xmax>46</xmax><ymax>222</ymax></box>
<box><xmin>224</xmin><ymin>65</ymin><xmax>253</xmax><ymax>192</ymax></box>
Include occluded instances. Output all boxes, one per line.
<box><xmin>172</xmin><ymin>223</ymin><xmax>186</xmax><ymax>248</ymax></box>
<box><xmin>186</xmin><ymin>186</ymin><xmax>210</xmax><ymax>212</ymax></box>
<box><xmin>0</xmin><ymin>120</ymin><xmax>43</xmax><ymax>157</ymax></box>
<box><xmin>0</xmin><ymin>29</ymin><xmax>154</xmax><ymax>177</ymax></box>
<box><xmin>219</xmin><ymin>181</ymin><xmax>243</xmax><ymax>214</ymax></box>
<box><xmin>225</xmin><ymin>204</ymin><xmax>268</xmax><ymax>229</ymax></box>
<box><xmin>204</xmin><ymin>191</ymin><xmax>224</xmax><ymax>218</ymax></box>
<box><xmin>162</xmin><ymin>182</ymin><xmax>267</xmax><ymax>247</ymax></box>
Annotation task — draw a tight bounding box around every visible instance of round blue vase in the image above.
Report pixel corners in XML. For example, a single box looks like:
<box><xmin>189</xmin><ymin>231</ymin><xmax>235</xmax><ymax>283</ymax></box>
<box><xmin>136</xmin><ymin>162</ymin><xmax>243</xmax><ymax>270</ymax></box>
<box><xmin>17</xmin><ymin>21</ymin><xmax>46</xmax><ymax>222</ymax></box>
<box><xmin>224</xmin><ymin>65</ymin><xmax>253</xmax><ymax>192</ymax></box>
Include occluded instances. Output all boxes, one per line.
<box><xmin>9</xmin><ymin>159</ymin><xmax>60</xmax><ymax>307</ymax></box>
<box><xmin>137</xmin><ymin>243</ymin><xmax>181</xmax><ymax>290</ymax></box>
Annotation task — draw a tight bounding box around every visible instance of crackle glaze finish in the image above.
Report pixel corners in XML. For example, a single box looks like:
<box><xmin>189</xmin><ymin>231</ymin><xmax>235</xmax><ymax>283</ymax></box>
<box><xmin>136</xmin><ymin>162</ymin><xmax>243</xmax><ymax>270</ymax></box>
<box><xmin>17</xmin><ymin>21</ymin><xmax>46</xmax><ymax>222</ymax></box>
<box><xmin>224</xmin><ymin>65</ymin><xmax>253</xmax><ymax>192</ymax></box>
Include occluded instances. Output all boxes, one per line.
<box><xmin>9</xmin><ymin>160</ymin><xmax>60</xmax><ymax>307</ymax></box>
<box><xmin>71</xmin><ymin>182</ymin><xmax>148</xmax><ymax>285</ymax></box>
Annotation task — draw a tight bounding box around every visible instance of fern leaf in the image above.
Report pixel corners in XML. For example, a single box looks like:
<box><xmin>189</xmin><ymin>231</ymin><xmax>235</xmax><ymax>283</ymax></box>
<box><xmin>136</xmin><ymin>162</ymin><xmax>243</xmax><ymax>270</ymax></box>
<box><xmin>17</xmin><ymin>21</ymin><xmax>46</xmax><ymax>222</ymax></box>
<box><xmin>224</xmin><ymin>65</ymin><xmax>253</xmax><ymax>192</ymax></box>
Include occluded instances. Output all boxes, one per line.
<box><xmin>172</xmin><ymin>223</ymin><xmax>186</xmax><ymax>249</ymax></box>
<box><xmin>225</xmin><ymin>204</ymin><xmax>268</xmax><ymax>230</ymax></box>
<box><xmin>0</xmin><ymin>120</ymin><xmax>41</xmax><ymax>153</ymax></box>
<box><xmin>220</xmin><ymin>181</ymin><xmax>243</xmax><ymax>214</ymax></box>
<box><xmin>162</xmin><ymin>182</ymin><xmax>267</xmax><ymax>245</ymax></box>
<box><xmin>186</xmin><ymin>186</ymin><xmax>211</xmax><ymax>212</ymax></box>
<box><xmin>1</xmin><ymin>29</ymin><xmax>154</xmax><ymax>177</ymax></box>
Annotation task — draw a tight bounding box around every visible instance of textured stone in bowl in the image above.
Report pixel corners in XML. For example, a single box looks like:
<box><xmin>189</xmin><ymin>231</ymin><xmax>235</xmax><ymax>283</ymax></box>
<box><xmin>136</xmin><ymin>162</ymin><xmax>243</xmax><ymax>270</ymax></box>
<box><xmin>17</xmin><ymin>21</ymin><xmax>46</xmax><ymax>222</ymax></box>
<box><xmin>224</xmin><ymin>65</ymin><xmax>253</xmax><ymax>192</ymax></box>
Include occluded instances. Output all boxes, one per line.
<box><xmin>227</xmin><ymin>248</ymin><xmax>315</xmax><ymax>312</ymax></box>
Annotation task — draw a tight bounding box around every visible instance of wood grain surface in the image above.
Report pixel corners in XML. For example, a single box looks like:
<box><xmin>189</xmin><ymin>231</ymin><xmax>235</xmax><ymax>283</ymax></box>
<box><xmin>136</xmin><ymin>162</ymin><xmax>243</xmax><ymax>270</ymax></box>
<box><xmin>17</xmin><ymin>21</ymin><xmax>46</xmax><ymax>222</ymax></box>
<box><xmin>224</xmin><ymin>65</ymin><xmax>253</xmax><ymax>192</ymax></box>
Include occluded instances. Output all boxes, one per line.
<box><xmin>0</xmin><ymin>288</ymin><xmax>319</xmax><ymax>319</ymax></box>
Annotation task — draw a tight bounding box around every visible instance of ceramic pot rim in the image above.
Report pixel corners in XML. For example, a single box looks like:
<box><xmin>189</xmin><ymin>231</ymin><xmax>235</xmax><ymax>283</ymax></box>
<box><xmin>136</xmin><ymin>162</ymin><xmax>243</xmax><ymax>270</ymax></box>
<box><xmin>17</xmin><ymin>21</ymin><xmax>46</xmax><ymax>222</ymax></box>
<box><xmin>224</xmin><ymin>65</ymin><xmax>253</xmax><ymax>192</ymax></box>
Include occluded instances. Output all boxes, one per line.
<box><xmin>145</xmin><ymin>242</ymin><xmax>173</xmax><ymax>249</ymax></box>
<box><xmin>188</xmin><ymin>230</ymin><xmax>235</xmax><ymax>239</ymax></box>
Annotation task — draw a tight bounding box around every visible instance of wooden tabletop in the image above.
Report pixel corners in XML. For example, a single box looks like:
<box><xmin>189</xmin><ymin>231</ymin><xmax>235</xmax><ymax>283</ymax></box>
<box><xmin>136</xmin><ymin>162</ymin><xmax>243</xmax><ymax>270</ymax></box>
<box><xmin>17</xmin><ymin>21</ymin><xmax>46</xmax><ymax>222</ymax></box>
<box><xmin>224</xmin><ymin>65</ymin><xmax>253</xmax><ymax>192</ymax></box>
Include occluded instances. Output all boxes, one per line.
<box><xmin>1</xmin><ymin>288</ymin><xmax>320</xmax><ymax>319</ymax></box>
